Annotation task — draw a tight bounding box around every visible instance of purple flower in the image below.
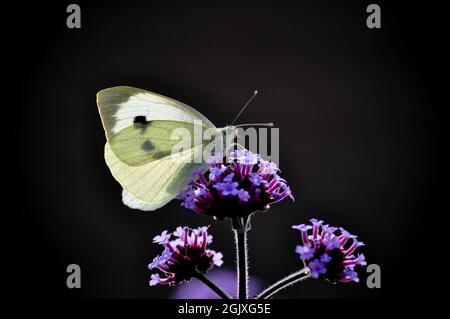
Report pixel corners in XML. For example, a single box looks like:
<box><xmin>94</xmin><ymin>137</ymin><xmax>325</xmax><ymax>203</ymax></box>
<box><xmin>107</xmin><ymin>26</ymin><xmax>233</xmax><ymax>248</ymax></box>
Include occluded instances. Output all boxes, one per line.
<box><xmin>149</xmin><ymin>273</ymin><xmax>162</xmax><ymax>286</ymax></box>
<box><xmin>148</xmin><ymin>226</ymin><xmax>223</xmax><ymax>286</ymax></box>
<box><xmin>249</xmin><ymin>174</ymin><xmax>265</xmax><ymax>186</ymax></box>
<box><xmin>211</xmin><ymin>251</ymin><xmax>224</xmax><ymax>266</ymax></box>
<box><xmin>210</xmin><ymin>166</ymin><xmax>225</xmax><ymax>179</ymax></box>
<box><xmin>320</xmin><ymin>253</ymin><xmax>332</xmax><ymax>263</ymax></box>
<box><xmin>153</xmin><ymin>230</ymin><xmax>170</xmax><ymax>244</ymax></box>
<box><xmin>177</xmin><ymin>188</ymin><xmax>196</xmax><ymax>209</ymax></box>
<box><xmin>295</xmin><ymin>245</ymin><xmax>315</xmax><ymax>260</ymax></box>
<box><xmin>172</xmin><ymin>226</ymin><xmax>184</xmax><ymax>238</ymax></box>
<box><xmin>176</xmin><ymin>149</ymin><xmax>294</xmax><ymax>220</ymax></box>
<box><xmin>214</xmin><ymin>181</ymin><xmax>239</xmax><ymax>196</ymax></box>
<box><xmin>293</xmin><ymin>219</ymin><xmax>366</xmax><ymax>283</ymax></box>
<box><xmin>229</xmin><ymin>150</ymin><xmax>259</xmax><ymax>165</ymax></box>
<box><xmin>148</xmin><ymin>256</ymin><xmax>162</xmax><ymax>270</ymax></box>
<box><xmin>341</xmin><ymin>269</ymin><xmax>360</xmax><ymax>283</ymax></box>
<box><xmin>237</xmin><ymin>189</ymin><xmax>250</xmax><ymax>202</ymax></box>
<box><xmin>223</xmin><ymin>173</ymin><xmax>235</xmax><ymax>183</ymax></box>
<box><xmin>308</xmin><ymin>259</ymin><xmax>327</xmax><ymax>279</ymax></box>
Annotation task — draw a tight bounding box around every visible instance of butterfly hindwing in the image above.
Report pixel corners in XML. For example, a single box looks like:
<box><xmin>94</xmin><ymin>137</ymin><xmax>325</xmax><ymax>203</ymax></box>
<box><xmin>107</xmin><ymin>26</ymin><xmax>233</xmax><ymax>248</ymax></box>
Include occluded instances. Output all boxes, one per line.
<box><xmin>104</xmin><ymin>139</ymin><xmax>205</xmax><ymax>211</ymax></box>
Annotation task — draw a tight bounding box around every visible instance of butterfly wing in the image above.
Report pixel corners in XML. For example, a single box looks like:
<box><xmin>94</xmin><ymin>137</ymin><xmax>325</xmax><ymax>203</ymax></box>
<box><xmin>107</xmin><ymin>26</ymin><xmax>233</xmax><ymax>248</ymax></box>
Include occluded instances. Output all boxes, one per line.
<box><xmin>97</xmin><ymin>86</ymin><xmax>215</xmax><ymax>211</ymax></box>
<box><xmin>97</xmin><ymin>86</ymin><xmax>215</xmax><ymax>139</ymax></box>
<box><xmin>105</xmin><ymin>142</ymin><xmax>204</xmax><ymax>211</ymax></box>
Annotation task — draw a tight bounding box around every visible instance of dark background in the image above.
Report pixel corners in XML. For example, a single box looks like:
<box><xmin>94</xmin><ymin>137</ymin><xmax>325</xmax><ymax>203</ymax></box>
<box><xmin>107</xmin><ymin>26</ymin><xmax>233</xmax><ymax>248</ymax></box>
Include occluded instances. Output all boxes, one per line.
<box><xmin>14</xmin><ymin>0</ymin><xmax>442</xmax><ymax>300</ymax></box>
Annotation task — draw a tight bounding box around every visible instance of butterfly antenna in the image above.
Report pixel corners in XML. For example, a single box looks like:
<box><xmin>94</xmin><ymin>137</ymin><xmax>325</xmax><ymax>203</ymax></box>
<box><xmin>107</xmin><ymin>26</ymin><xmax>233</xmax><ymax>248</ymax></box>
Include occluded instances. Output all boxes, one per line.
<box><xmin>235</xmin><ymin>123</ymin><xmax>274</xmax><ymax>127</ymax></box>
<box><xmin>231</xmin><ymin>90</ymin><xmax>258</xmax><ymax>125</ymax></box>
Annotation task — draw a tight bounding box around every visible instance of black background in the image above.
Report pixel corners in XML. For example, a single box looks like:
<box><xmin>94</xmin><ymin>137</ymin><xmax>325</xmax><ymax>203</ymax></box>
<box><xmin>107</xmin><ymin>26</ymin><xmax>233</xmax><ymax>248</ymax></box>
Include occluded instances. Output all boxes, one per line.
<box><xmin>14</xmin><ymin>0</ymin><xmax>442</xmax><ymax>301</ymax></box>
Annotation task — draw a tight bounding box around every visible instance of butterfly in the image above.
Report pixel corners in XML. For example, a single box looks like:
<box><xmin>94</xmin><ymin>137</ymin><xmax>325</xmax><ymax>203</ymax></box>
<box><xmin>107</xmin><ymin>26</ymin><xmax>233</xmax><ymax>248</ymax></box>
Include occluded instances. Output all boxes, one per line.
<box><xmin>97</xmin><ymin>86</ymin><xmax>250</xmax><ymax>211</ymax></box>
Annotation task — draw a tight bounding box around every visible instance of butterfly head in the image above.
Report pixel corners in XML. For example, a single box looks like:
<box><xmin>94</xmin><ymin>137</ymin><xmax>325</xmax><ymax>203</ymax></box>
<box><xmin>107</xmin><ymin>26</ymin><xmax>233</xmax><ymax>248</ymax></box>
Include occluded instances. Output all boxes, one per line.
<box><xmin>215</xmin><ymin>126</ymin><xmax>239</xmax><ymax>154</ymax></box>
<box><xmin>220</xmin><ymin>125</ymin><xmax>239</xmax><ymax>137</ymax></box>
<box><xmin>217</xmin><ymin>125</ymin><xmax>239</xmax><ymax>143</ymax></box>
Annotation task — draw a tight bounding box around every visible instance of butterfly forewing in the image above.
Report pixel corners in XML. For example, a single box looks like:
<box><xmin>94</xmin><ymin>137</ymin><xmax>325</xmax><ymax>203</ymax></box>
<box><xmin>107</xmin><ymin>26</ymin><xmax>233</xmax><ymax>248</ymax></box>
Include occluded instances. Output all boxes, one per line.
<box><xmin>97</xmin><ymin>86</ymin><xmax>215</xmax><ymax>139</ymax></box>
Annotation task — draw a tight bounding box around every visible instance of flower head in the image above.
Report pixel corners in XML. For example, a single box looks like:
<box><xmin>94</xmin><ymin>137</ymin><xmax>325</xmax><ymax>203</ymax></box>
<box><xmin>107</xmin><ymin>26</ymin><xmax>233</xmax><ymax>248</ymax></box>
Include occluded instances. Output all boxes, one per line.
<box><xmin>176</xmin><ymin>149</ymin><xmax>293</xmax><ymax>220</ymax></box>
<box><xmin>292</xmin><ymin>219</ymin><xmax>366</xmax><ymax>283</ymax></box>
<box><xmin>148</xmin><ymin>226</ymin><xmax>223</xmax><ymax>286</ymax></box>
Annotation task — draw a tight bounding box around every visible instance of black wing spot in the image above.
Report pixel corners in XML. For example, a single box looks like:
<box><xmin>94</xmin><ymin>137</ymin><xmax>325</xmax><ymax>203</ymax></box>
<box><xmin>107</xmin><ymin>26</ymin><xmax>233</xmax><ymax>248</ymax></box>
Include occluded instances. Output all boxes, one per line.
<box><xmin>134</xmin><ymin>115</ymin><xmax>149</xmax><ymax>124</ymax></box>
<box><xmin>134</xmin><ymin>116</ymin><xmax>151</xmax><ymax>133</ymax></box>
<box><xmin>142</xmin><ymin>140</ymin><xmax>155</xmax><ymax>152</ymax></box>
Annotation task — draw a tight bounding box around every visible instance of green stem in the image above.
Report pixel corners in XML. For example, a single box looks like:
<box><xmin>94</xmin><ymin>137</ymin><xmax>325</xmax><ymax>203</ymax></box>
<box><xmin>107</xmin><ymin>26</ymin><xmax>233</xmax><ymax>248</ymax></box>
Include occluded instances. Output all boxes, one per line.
<box><xmin>255</xmin><ymin>268</ymin><xmax>311</xmax><ymax>299</ymax></box>
<box><xmin>194</xmin><ymin>270</ymin><xmax>232</xmax><ymax>299</ymax></box>
<box><xmin>233</xmin><ymin>217</ymin><xmax>249</xmax><ymax>299</ymax></box>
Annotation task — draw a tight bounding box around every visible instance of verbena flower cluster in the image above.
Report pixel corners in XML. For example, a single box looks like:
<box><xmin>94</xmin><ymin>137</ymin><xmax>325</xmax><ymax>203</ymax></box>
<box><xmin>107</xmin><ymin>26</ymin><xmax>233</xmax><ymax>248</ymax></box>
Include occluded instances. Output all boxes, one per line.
<box><xmin>293</xmin><ymin>219</ymin><xmax>366</xmax><ymax>283</ymax></box>
<box><xmin>148</xmin><ymin>226</ymin><xmax>223</xmax><ymax>286</ymax></box>
<box><xmin>146</xmin><ymin>149</ymin><xmax>368</xmax><ymax>296</ymax></box>
<box><xmin>177</xmin><ymin>150</ymin><xmax>293</xmax><ymax>220</ymax></box>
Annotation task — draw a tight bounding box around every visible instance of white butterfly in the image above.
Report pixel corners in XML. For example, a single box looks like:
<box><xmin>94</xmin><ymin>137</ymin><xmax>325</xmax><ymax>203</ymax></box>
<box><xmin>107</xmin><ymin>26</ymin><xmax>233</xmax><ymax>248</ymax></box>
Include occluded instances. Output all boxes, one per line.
<box><xmin>97</xmin><ymin>86</ymin><xmax>239</xmax><ymax>211</ymax></box>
